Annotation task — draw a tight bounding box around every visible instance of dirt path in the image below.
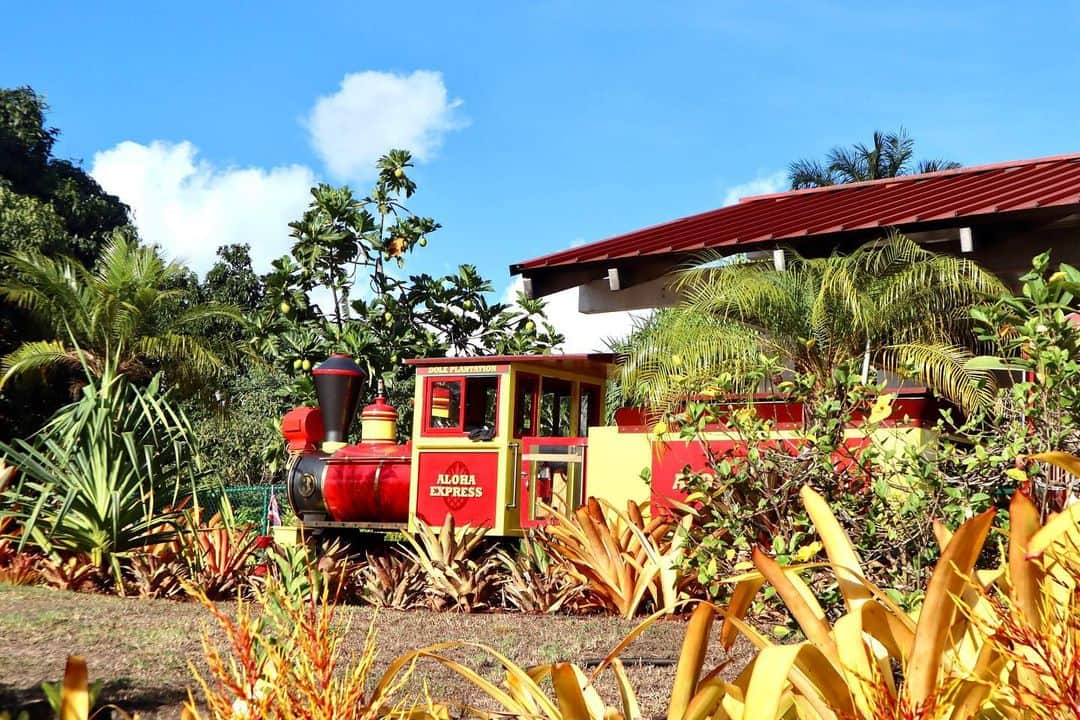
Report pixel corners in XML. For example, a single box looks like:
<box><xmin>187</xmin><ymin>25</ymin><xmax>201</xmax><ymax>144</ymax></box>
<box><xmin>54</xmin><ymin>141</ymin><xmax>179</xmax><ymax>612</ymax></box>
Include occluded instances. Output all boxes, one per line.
<box><xmin>0</xmin><ymin>584</ymin><xmax>752</xmax><ymax>718</ymax></box>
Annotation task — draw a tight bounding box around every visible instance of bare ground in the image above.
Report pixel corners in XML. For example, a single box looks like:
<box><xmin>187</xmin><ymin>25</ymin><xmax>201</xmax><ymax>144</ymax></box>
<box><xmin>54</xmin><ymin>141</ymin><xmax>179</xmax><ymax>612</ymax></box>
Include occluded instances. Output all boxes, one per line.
<box><xmin>0</xmin><ymin>584</ymin><xmax>753</xmax><ymax>719</ymax></box>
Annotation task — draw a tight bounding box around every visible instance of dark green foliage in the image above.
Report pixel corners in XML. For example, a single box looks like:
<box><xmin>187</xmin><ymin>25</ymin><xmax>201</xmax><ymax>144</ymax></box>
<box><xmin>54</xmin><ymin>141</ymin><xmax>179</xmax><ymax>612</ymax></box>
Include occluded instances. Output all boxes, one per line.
<box><xmin>0</xmin><ymin>86</ymin><xmax>132</xmax><ymax>439</ymax></box>
<box><xmin>0</xmin><ymin>87</ymin><xmax>129</xmax><ymax>265</ymax></box>
<box><xmin>184</xmin><ymin>365</ymin><xmax>294</xmax><ymax>487</ymax></box>
<box><xmin>788</xmin><ymin>127</ymin><xmax>961</xmax><ymax>189</ymax></box>
<box><xmin>0</xmin><ymin>234</ymin><xmax>243</xmax><ymax>392</ymax></box>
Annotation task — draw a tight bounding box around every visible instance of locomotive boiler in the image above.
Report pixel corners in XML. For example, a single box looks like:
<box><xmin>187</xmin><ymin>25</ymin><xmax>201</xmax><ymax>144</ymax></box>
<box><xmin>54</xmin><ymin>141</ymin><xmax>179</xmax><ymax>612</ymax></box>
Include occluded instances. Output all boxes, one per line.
<box><xmin>282</xmin><ymin>354</ymin><xmax>412</xmax><ymax>530</ymax></box>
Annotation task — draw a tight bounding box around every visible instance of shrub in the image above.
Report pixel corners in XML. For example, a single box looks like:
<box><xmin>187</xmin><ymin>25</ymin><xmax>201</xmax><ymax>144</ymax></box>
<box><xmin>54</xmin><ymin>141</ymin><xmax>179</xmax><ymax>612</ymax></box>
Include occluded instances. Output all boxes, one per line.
<box><xmin>0</xmin><ymin>362</ymin><xmax>202</xmax><ymax>584</ymax></box>
<box><xmin>709</xmin><ymin>480</ymin><xmax>1080</xmax><ymax>719</ymax></box>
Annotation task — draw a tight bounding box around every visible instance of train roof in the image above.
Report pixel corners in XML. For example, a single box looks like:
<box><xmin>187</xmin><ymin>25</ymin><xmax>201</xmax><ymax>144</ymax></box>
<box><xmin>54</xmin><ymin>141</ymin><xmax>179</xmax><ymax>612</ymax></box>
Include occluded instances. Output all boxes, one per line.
<box><xmin>404</xmin><ymin>353</ymin><xmax>618</xmax><ymax>376</ymax></box>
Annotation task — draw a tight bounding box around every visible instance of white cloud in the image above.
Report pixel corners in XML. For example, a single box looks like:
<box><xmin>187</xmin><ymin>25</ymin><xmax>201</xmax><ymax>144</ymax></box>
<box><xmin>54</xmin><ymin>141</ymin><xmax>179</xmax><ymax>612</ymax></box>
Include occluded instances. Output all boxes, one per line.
<box><xmin>91</xmin><ymin>140</ymin><xmax>315</xmax><ymax>276</ymax></box>
<box><xmin>306</xmin><ymin>70</ymin><xmax>466</xmax><ymax>181</ymax></box>
<box><xmin>721</xmin><ymin>170</ymin><xmax>787</xmax><ymax>206</ymax></box>
<box><xmin>502</xmin><ymin>278</ymin><xmax>644</xmax><ymax>354</ymax></box>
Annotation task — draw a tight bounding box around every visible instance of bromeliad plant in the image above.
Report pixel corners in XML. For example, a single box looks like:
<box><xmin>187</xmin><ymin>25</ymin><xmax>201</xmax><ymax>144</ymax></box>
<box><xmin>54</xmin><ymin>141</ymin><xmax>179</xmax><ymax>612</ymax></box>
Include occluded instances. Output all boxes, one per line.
<box><xmin>0</xmin><ymin>361</ymin><xmax>202</xmax><ymax>584</ymax></box>
<box><xmin>356</xmin><ymin>549</ymin><xmax>425</xmax><ymax>610</ymax></box>
<box><xmin>403</xmin><ymin>515</ymin><xmax>501</xmax><ymax>612</ymax></box>
<box><xmin>497</xmin><ymin>536</ymin><xmax>585</xmax><ymax>614</ymax></box>
<box><xmin>536</xmin><ymin>497</ymin><xmax>692</xmax><ymax>618</ymax></box>
<box><xmin>706</xmin><ymin>476</ymin><xmax>1080</xmax><ymax>719</ymax></box>
<box><xmin>410</xmin><ymin>473</ymin><xmax>1079</xmax><ymax>720</ymax></box>
<box><xmin>186</xmin><ymin>569</ymin><xmax>443</xmax><ymax>720</ymax></box>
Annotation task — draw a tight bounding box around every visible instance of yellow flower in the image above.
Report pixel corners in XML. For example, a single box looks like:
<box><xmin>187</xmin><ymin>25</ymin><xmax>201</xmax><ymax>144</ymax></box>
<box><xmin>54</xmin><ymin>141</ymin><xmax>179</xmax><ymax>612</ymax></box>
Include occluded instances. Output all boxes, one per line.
<box><xmin>652</xmin><ymin>421</ymin><xmax>668</xmax><ymax>437</ymax></box>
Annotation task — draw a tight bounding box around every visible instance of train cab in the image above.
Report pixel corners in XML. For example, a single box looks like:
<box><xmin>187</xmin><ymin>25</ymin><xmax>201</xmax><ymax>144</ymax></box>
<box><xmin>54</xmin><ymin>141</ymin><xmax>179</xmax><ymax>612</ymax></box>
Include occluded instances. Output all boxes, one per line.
<box><xmin>405</xmin><ymin>354</ymin><xmax>615</xmax><ymax>535</ymax></box>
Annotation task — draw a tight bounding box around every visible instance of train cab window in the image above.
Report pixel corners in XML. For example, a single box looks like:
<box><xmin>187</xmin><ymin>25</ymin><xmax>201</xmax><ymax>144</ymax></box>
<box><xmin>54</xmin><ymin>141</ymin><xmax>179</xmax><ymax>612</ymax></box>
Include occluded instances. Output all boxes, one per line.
<box><xmin>514</xmin><ymin>374</ymin><xmax>539</xmax><ymax>438</ymax></box>
<box><xmin>580</xmin><ymin>384</ymin><xmax>601</xmax><ymax>432</ymax></box>
<box><xmin>425</xmin><ymin>376</ymin><xmax>499</xmax><ymax>436</ymax></box>
<box><xmin>540</xmin><ymin>378</ymin><xmax>573</xmax><ymax>437</ymax></box>
<box><xmin>427</xmin><ymin>380</ymin><xmax>462</xmax><ymax>430</ymax></box>
<box><xmin>464</xmin><ymin>376</ymin><xmax>499</xmax><ymax>435</ymax></box>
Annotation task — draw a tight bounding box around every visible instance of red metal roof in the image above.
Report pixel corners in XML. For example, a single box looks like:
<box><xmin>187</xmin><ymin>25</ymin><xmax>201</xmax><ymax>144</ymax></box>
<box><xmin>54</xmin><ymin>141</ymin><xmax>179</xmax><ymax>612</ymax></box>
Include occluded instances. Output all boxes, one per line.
<box><xmin>512</xmin><ymin>154</ymin><xmax>1080</xmax><ymax>272</ymax></box>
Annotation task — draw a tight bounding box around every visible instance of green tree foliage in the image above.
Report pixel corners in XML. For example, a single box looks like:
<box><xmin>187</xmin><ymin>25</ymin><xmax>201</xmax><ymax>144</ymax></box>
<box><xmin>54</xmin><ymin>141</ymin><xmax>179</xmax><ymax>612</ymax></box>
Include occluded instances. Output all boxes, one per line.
<box><xmin>0</xmin><ymin>234</ymin><xmax>242</xmax><ymax>390</ymax></box>
<box><xmin>618</xmin><ymin>234</ymin><xmax>1006</xmax><ymax>417</ymax></box>
<box><xmin>0</xmin><ymin>87</ymin><xmax>129</xmax><ymax>264</ymax></box>
<box><xmin>256</xmin><ymin>149</ymin><xmax>562</xmax><ymax>440</ymax></box>
<box><xmin>184</xmin><ymin>151</ymin><xmax>565</xmax><ymax>485</ymax></box>
<box><xmin>0</xmin><ymin>86</ymin><xmax>133</xmax><ymax>439</ymax></box>
<box><xmin>788</xmin><ymin>127</ymin><xmax>961</xmax><ymax>189</ymax></box>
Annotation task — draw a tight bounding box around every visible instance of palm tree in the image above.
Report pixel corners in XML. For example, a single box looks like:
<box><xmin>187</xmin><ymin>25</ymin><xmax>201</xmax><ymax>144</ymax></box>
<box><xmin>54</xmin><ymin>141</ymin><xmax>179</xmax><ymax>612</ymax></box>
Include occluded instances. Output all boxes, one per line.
<box><xmin>0</xmin><ymin>233</ymin><xmax>241</xmax><ymax>389</ymax></box>
<box><xmin>618</xmin><ymin>234</ymin><xmax>1006</xmax><ymax>414</ymax></box>
<box><xmin>788</xmin><ymin>128</ymin><xmax>961</xmax><ymax>189</ymax></box>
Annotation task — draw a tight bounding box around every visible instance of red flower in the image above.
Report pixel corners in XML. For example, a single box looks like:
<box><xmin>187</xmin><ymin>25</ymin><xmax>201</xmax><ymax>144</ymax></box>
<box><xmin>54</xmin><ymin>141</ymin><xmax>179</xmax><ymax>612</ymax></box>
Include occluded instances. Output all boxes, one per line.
<box><xmin>255</xmin><ymin>535</ymin><xmax>274</xmax><ymax>549</ymax></box>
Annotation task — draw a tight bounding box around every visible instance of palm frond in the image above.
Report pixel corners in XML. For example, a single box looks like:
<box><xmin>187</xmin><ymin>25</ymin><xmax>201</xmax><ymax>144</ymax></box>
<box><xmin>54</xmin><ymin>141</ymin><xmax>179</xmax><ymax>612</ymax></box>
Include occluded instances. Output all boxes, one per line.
<box><xmin>916</xmin><ymin>159</ymin><xmax>962</xmax><ymax>174</ymax></box>
<box><xmin>879</xmin><ymin>342</ymin><xmax>996</xmax><ymax>411</ymax></box>
<box><xmin>1</xmin><ymin>341</ymin><xmax>97</xmax><ymax>388</ymax></box>
<box><xmin>788</xmin><ymin>159</ymin><xmax>835</xmax><ymax>189</ymax></box>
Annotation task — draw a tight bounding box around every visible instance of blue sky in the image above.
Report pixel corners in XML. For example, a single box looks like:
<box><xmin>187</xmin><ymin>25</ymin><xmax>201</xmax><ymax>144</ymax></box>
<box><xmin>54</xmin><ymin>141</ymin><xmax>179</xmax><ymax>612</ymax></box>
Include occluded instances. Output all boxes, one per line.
<box><xmin>4</xmin><ymin>1</ymin><xmax>1079</xmax><ymax>348</ymax></box>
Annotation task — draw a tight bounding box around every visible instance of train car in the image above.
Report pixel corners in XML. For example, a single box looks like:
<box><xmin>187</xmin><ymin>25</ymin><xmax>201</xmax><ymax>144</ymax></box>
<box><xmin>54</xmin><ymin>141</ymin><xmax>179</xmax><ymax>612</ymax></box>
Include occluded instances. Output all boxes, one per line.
<box><xmin>281</xmin><ymin>353</ymin><xmax>938</xmax><ymax>538</ymax></box>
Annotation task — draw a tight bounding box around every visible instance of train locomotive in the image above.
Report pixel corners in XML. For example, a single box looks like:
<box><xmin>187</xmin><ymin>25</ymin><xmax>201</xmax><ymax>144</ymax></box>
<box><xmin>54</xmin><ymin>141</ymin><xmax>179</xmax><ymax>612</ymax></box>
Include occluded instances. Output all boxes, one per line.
<box><xmin>281</xmin><ymin>352</ymin><xmax>938</xmax><ymax>538</ymax></box>
<box><xmin>282</xmin><ymin>352</ymin><xmax>641</xmax><ymax>538</ymax></box>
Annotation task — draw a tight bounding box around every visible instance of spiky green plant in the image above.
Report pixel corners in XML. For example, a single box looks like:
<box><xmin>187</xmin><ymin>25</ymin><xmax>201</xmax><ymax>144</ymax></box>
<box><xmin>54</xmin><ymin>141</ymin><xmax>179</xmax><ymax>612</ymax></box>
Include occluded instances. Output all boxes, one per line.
<box><xmin>403</xmin><ymin>515</ymin><xmax>501</xmax><ymax>612</ymax></box>
<box><xmin>0</xmin><ymin>361</ymin><xmax>202</xmax><ymax>583</ymax></box>
<box><xmin>618</xmin><ymin>234</ymin><xmax>1005</xmax><ymax>414</ymax></box>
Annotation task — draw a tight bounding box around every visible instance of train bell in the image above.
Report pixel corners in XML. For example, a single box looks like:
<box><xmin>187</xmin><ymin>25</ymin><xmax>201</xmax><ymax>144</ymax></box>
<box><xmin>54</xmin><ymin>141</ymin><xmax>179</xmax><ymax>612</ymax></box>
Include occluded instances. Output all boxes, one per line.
<box><xmin>360</xmin><ymin>379</ymin><xmax>398</xmax><ymax>444</ymax></box>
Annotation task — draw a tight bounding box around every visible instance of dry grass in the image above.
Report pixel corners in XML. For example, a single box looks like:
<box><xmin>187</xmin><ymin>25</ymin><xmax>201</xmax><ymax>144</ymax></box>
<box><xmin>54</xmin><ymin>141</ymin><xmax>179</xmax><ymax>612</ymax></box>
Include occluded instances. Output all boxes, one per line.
<box><xmin>0</xmin><ymin>584</ymin><xmax>753</xmax><ymax>719</ymax></box>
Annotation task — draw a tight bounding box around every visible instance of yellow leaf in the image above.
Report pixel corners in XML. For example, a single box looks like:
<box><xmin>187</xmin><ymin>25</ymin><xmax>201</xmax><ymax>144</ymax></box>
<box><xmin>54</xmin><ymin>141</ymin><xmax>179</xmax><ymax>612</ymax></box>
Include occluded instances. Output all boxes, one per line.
<box><xmin>800</xmin><ymin>485</ymin><xmax>872</xmax><ymax>609</ymax></box>
<box><xmin>906</xmin><ymin>508</ymin><xmax>995</xmax><ymax>707</ymax></box>
<box><xmin>60</xmin><ymin>656</ymin><xmax>89</xmax><ymax>720</ymax></box>
<box><xmin>1008</xmin><ymin>492</ymin><xmax>1045</xmax><ymax>628</ymax></box>
<box><xmin>1028</xmin><ymin>450</ymin><xmax>1080</xmax><ymax>477</ymax></box>
<box><xmin>1026</xmin><ymin>503</ymin><xmax>1080</xmax><ymax>559</ymax></box>
<box><xmin>791</xmin><ymin>541</ymin><xmax>823</xmax><ymax>563</ymax></box>
<box><xmin>868</xmin><ymin>393</ymin><xmax>896</xmax><ymax>424</ymax></box>
<box><xmin>1005</xmin><ymin>467</ymin><xmax>1028</xmax><ymax>483</ymax></box>
<box><xmin>668</xmin><ymin>604</ymin><xmax>715</xmax><ymax>720</ymax></box>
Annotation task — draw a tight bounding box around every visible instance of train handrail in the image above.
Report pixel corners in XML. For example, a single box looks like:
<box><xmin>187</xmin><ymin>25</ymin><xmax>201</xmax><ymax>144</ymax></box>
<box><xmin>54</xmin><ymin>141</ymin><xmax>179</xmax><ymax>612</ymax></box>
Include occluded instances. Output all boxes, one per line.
<box><xmin>507</xmin><ymin>441</ymin><xmax>521</xmax><ymax>509</ymax></box>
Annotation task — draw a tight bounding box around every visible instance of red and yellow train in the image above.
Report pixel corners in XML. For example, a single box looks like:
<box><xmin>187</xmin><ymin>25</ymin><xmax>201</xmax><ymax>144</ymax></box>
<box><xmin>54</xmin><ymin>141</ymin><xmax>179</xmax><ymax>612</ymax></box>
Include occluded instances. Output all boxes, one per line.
<box><xmin>281</xmin><ymin>353</ymin><xmax>937</xmax><ymax>538</ymax></box>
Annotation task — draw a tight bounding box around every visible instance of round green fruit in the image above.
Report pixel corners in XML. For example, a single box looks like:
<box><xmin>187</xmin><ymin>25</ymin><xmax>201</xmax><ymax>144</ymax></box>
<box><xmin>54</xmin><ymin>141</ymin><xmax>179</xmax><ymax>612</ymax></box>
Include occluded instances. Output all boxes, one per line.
<box><xmin>301</xmin><ymin>359</ymin><xmax>312</xmax><ymax>371</ymax></box>
<box><xmin>418</xmin><ymin>237</ymin><xmax>427</xmax><ymax>247</ymax></box>
<box><xmin>292</xmin><ymin>359</ymin><xmax>302</xmax><ymax>370</ymax></box>
<box><xmin>384</xmin><ymin>312</ymin><xmax>393</xmax><ymax>322</ymax></box>
<box><xmin>525</xmin><ymin>321</ymin><xmax>535</xmax><ymax>332</ymax></box>
<box><xmin>394</xmin><ymin>168</ymin><xmax>405</xmax><ymax>178</ymax></box>
<box><xmin>462</xmin><ymin>299</ymin><xmax>473</xmax><ymax>310</ymax></box>
<box><xmin>279</xmin><ymin>301</ymin><xmax>291</xmax><ymax>314</ymax></box>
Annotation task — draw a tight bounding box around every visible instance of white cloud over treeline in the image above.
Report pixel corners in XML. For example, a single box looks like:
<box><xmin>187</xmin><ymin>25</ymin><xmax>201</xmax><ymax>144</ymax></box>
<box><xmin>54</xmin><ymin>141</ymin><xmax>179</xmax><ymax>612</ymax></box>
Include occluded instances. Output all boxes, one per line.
<box><xmin>90</xmin><ymin>70</ymin><xmax>465</xmax><ymax>276</ymax></box>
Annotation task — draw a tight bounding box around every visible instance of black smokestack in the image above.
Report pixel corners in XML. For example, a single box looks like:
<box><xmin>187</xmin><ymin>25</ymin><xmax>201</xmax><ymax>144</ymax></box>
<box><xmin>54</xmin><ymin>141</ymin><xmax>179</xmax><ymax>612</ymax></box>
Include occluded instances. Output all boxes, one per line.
<box><xmin>312</xmin><ymin>354</ymin><xmax>366</xmax><ymax>444</ymax></box>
